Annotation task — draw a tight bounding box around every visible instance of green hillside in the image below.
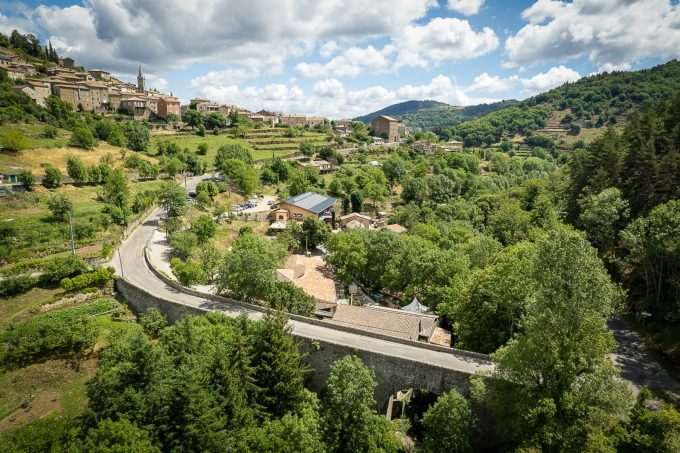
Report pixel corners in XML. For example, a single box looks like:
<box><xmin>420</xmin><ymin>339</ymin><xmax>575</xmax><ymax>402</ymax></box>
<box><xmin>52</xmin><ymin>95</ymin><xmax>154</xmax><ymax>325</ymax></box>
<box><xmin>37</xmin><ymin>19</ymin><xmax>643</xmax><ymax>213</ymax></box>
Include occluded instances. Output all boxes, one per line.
<box><xmin>354</xmin><ymin>100</ymin><xmax>450</xmax><ymax>123</ymax></box>
<box><xmin>436</xmin><ymin>59</ymin><xmax>680</xmax><ymax>146</ymax></box>
<box><xmin>355</xmin><ymin>99</ymin><xmax>518</xmax><ymax>131</ymax></box>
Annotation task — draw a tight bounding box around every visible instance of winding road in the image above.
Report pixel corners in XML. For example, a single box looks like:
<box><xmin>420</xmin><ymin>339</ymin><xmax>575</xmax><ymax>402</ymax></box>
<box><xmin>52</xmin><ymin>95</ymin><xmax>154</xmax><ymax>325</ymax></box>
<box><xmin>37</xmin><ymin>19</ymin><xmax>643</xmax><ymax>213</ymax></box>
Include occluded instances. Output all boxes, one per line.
<box><xmin>110</xmin><ymin>174</ymin><xmax>494</xmax><ymax>376</ymax></box>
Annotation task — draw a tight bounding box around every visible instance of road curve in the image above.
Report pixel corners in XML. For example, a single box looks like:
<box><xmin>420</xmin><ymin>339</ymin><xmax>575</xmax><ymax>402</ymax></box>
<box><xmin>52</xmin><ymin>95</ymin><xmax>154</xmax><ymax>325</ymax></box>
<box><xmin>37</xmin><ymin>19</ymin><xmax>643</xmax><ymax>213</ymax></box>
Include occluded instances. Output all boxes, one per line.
<box><xmin>110</xmin><ymin>175</ymin><xmax>494</xmax><ymax>376</ymax></box>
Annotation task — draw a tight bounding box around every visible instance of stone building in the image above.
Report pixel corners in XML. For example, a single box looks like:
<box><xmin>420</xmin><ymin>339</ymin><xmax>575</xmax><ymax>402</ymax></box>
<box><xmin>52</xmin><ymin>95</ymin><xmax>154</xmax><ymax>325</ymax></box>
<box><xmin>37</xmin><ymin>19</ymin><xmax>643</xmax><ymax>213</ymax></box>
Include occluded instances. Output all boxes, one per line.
<box><xmin>370</xmin><ymin>115</ymin><xmax>407</xmax><ymax>143</ymax></box>
<box><xmin>158</xmin><ymin>96</ymin><xmax>181</xmax><ymax>119</ymax></box>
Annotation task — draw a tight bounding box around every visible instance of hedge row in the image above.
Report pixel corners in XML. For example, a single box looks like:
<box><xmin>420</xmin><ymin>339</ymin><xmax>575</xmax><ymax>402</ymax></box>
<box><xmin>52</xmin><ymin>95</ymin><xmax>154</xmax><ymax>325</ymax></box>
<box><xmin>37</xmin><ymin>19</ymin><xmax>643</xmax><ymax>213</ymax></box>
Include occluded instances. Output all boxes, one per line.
<box><xmin>60</xmin><ymin>268</ymin><xmax>113</xmax><ymax>292</ymax></box>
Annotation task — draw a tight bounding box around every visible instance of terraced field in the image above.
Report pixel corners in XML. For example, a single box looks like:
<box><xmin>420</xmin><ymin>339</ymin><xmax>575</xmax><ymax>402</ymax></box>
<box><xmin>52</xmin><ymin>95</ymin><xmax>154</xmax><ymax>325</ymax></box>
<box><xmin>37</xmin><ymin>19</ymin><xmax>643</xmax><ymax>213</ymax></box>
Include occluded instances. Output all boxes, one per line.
<box><xmin>150</xmin><ymin>127</ymin><xmax>329</xmax><ymax>166</ymax></box>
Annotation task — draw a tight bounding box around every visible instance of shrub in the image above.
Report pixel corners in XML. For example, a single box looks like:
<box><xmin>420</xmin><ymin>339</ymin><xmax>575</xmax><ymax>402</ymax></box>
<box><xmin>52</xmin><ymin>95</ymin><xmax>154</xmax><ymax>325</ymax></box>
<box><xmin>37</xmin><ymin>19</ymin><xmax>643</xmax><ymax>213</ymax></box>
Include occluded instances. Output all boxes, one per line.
<box><xmin>39</xmin><ymin>255</ymin><xmax>87</xmax><ymax>286</ymax></box>
<box><xmin>0</xmin><ymin>129</ymin><xmax>29</xmax><ymax>151</ymax></box>
<box><xmin>42</xmin><ymin>165</ymin><xmax>62</xmax><ymax>188</ymax></box>
<box><xmin>0</xmin><ymin>274</ymin><xmax>39</xmax><ymax>298</ymax></box>
<box><xmin>197</xmin><ymin>142</ymin><xmax>208</xmax><ymax>155</ymax></box>
<box><xmin>170</xmin><ymin>257</ymin><xmax>207</xmax><ymax>286</ymax></box>
<box><xmin>190</xmin><ymin>214</ymin><xmax>217</xmax><ymax>242</ymax></box>
<box><xmin>132</xmin><ymin>191</ymin><xmax>155</xmax><ymax>213</ymax></box>
<box><xmin>46</xmin><ymin>193</ymin><xmax>73</xmax><ymax>220</ymax></box>
<box><xmin>169</xmin><ymin>231</ymin><xmax>198</xmax><ymax>260</ymax></box>
<box><xmin>18</xmin><ymin>170</ymin><xmax>36</xmax><ymax>191</ymax></box>
<box><xmin>196</xmin><ymin>181</ymin><xmax>218</xmax><ymax>198</ymax></box>
<box><xmin>73</xmin><ymin>222</ymin><xmax>97</xmax><ymax>240</ymax></box>
<box><xmin>69</xmin><ymin>126</ymin><xmax>97</xmax><ymax>149</ymax></box>
<box><xmin>60</xmin><ymin>268</ymin><xmax>113</xmax><ymax>291</ymax></box>
<box><xmin>139</xmin><ymin>308</ymin><xmax>167</xmax><ymax>338</ymax></box>
<box><xmin>42</xmin><ymin>125</ymin><xmax>59</xmax><ymax>139</ymax></box>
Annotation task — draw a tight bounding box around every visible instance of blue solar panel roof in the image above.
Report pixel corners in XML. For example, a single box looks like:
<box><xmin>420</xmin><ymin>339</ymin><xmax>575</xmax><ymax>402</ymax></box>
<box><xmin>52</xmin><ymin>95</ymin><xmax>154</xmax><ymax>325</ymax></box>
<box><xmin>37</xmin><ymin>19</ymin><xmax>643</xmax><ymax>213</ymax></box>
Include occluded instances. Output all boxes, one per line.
<box><xmin>283</xmin><ymin>192</ymin><xmax>336</xmax><ymax>214</ymax></box>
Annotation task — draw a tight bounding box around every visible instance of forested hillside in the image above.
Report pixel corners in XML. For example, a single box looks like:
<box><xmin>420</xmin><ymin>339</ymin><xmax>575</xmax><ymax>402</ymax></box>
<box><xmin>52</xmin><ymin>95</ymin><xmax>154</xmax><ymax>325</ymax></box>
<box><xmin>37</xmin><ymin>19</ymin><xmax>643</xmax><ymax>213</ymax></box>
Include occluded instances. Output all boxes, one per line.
<box><xmin>437</xmin><ymin>59</ymin><xmax>680</xmax><ymax>146</ymax></box>
<box><xmin>354</xmin><ymin>100</ymin><xmax>450</xmax><ymax>123</ymax></box>
<box><xmin>355</xmin><ymin>99</ymin><xmax>518</xmax><ymax>130</ymax></box>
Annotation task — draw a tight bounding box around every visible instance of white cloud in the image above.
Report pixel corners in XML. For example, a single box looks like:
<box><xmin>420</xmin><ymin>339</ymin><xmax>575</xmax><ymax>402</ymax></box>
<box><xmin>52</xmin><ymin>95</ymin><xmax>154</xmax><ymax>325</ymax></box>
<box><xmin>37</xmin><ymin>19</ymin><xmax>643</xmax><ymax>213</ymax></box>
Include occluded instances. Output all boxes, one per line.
<box><xmin>189</xmin><ymin>74</ymin><xmax>495</xmax><ymax>119</ymax></box>
<box><xmin>467</xmin><ymin>72</ymin><xmax>518</xmax><ymax>93</ymax></box>
<box><xmin>396</xmin><ymin>18</ymin><xmax>499</xmax><ymax>66</ymax></box>
<box><xmin>150</xmin><ymin>77</ymin><xmax>169</xmax><ymax>91</ymax></box>
<box><xmin>313</xmin><ymin>78</ymin><xmax>345</xmax><ymax>98</ymax></box>
<box><xmin>190</xmin><ymin>67</ymin><xmax>260</xmax><ymax>90</ymax></box>
<box><xmin>447</xmin><ymin>0</ymin><xmax>485</xmax><ymax>16</ymax></box>
<box><xmin>519</xmin><ymin>65</ymin><xmax>581</xmax><ymax>94</ymax></box>
<box><xmin>506</xmin><ymin>0</ymin><xmax>680</xmax><ymax>69</ymax></box>
<box><xmin>319</xmin><ymin>41</ymin><xmax>340</xmax><ymax>58</ymax></box>
<box><xmin>295</xmin><ymin>45</ymin><xmax>394</xmax><ymax>78</ymax></box>
<box><xmin>14</xmin><ymin>0</ymin><xmax>436</xmax><ymax>75</ymax></box>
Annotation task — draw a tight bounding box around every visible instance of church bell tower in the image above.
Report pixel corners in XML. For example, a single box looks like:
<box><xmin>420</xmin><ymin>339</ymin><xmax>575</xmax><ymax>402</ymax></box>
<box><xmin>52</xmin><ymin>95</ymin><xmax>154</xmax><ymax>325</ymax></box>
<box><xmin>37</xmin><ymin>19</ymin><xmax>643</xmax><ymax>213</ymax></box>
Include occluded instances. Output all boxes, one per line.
<box><xmin>137</xmin><ymin>65</ymin><xmax>145</xmax><ymax>93</ymax></box>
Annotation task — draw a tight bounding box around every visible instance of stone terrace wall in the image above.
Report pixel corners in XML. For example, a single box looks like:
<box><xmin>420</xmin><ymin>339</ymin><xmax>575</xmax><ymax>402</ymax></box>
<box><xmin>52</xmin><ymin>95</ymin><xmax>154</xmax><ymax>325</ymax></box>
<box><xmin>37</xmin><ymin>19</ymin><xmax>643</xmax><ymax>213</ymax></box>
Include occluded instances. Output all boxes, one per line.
<box><xmin>298</xmin><ymin>337</ymin><xmax>473</xmax><ymax>411</ymax></box>
<box><xmin>116</xmin><ymin>277</ymin><xmax>472</xmax><ymax>408</ymax></box>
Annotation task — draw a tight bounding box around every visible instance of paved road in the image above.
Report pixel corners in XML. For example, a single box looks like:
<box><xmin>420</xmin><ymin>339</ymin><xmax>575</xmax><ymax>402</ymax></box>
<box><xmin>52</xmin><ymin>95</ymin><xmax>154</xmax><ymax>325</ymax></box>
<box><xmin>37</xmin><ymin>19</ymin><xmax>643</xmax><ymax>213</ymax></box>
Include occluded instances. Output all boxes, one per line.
<box><xmin>110</xmin><ymin>174</ymin><xmax>493</xmax><ymax>376</ymax></box>
<box><xmin>609</xmin><ymin>316</ymin><xmax>680</xmax><ymax>396</ymax></box>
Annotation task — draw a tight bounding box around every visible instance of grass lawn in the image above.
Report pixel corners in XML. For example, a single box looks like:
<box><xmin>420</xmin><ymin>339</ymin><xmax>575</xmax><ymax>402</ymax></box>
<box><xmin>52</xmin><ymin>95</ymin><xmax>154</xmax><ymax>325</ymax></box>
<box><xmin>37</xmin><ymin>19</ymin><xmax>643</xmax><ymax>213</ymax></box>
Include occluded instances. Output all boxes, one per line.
<box><xmin>0</xmin><ymin>123</ymin><xmax>71</xmax><ymax>149</ymax></box>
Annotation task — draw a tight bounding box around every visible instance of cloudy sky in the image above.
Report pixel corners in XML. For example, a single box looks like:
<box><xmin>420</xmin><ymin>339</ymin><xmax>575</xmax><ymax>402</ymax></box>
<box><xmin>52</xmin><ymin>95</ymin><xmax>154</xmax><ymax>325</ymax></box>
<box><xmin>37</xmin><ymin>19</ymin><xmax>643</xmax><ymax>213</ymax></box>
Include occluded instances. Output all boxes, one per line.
<box><xmin>2</xmin><ymin>0</ymin><xmax>679</xmax><ymax>117</ymax></box>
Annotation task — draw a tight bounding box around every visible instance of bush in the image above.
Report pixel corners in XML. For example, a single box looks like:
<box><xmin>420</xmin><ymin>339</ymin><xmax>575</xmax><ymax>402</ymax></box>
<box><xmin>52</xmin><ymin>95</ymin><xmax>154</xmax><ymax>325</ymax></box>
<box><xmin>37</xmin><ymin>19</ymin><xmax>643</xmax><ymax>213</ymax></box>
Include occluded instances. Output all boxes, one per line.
<box><xmin>42</xmin><ymin>125</ymin><xmax>59</xmax><ymax>139</ymax></box>
<box><xmin>171</xmin><ymin>257</ymin><xmax>207</xmax><ymax>286</ymax></box>
<box><xmin>46</xmin><ymin>193</ymin><xmax>73</xmax><ymax>220</ymax></box>
<box><xmin>60</xmin><ymin>268</ymin><xmax>113</xmax><ymax>291</ymax></box>
<box><xmin>42</xmin><ymin>164</ymin><xmax>62</xmax><ymax>188</ymax></box>
<box><xmin>73</xmin><ymin>222</ymin><xmax>97</xmax><ymax>240</ymax></box>
<box><xmin>197</xmin><ymin>142</ymin><xmax>208</xmax><ymax>155</ymax></box>
<box><xmin>0</xmin><ymin>274</ymin><xmax>39</xmax><ymax>298</ymax></box>
<box><xmin>190</xmin><ymin>214</ymin><xmax>217</xmax><ymax>242</ymax></box>
<box><xmin>69</xmin><ymin>126</ymin><xmax>97</xmax><ymax>149</ymax></box>
<box><xmin>139</xmin><ymin>308</ymin><xmax>167</xmax><ymax>338</ymax></box>
<box><xmin>39</xmin><ymin>255</ymin><xmax>87</xmax><ymax>286</ymax></box>
<box><xmin>18</xmin><ymin>170</ymin><xmax>36</xmax><ymax>191</ymax></box>
<box><xmin>0</xmin><ymin>299</ymin><xmax>116</xmax><ymax>368</ymax></box>
<box><xmin>0</xmin><ymin>129</ymin><xmax>29</xmax><ymax>151</ymax></box>
<box><xmin>132</xmin><ymin>191</ymin><xmax>155</xmax><ymax>213</ymax></box>
<box><xmin>169</xmin><ymin>231</ymin><xmax>198</xmax><ymax>260</ymax></box>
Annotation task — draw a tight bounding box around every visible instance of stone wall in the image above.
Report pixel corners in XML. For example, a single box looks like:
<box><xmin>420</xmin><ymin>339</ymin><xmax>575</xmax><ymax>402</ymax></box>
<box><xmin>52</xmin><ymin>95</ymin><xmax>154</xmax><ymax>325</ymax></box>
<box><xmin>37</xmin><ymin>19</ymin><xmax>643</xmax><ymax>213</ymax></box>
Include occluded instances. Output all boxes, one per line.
<box><xmin>298</xmin><ymin>337</ymin><xmax>472</xmax><ymax>411</ymax></box>
<box><xmin>117</xmin><ymin>276</ymin><xmax>472</xmax><ymax>408</ymax></box>
<box><xmin>115</xmin><ymin>277</ymin><xmax>204</xmax><ymax>323</ymax></box>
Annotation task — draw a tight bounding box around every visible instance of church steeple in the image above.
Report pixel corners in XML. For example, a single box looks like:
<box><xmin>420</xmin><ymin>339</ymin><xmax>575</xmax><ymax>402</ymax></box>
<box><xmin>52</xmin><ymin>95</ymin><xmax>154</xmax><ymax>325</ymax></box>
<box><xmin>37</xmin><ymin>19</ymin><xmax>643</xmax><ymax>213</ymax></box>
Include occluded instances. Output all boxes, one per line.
<box><xmin>137</xmin><ymin>65</ymin><xmax>145</xmax><ymax>93</ymax></box>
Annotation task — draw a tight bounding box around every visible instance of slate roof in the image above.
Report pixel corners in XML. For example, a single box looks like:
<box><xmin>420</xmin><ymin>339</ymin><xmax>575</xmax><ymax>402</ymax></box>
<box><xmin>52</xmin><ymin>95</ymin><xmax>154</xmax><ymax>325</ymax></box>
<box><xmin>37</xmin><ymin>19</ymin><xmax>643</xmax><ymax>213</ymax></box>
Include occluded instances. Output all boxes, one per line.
<box><xmin>326</xmin><ymin>305</ymin><xmax>438</xmax><ymax>341</ymax></box>
<box><xmin>282</xmin><ymin>192</ymin><xmax>336</xmax><ymax>214</ymax></box>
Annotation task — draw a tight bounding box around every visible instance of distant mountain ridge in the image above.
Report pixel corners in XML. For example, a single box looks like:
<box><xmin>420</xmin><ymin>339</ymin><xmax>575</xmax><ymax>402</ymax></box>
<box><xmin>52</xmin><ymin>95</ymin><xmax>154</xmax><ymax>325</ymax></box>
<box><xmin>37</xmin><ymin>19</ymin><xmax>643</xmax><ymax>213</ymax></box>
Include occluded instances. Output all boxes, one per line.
<box><xmin>353</xmin><ymin>100</ymin><xmax>451</xmax><ymax>123</ymax></box>
<box><xmin>354</xmin><ymin>99</ymin><xmax>519</xmax><ymax>131</ymax></box>
<box><xmin>356</xmin><ymin>59</ymin><xmax>680</xmax><ymax>145</ymax></box>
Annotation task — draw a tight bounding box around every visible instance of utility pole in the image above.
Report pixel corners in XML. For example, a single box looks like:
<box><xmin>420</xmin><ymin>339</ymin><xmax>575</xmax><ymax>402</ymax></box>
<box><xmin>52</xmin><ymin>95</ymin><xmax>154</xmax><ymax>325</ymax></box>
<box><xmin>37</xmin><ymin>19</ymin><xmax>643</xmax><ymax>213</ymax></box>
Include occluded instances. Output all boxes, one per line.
<box><xmin>67</xmin><ymin>211</ymin><xmax>76</xmax><ymax>256</ymax></box>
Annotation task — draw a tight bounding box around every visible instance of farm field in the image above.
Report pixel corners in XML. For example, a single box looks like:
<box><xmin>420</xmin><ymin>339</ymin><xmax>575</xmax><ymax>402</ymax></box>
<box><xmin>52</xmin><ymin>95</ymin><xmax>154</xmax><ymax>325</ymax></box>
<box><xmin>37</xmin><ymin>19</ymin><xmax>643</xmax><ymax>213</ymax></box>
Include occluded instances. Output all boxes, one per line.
<box><xmin>149</xmin><ymin>127</ymin><xmax>330</xmax><ymax>167</ymax></box>
<box><xmin>0</xmin><ymin>293</ymin><xmax>137</xmax><ymax>432</ymax></box>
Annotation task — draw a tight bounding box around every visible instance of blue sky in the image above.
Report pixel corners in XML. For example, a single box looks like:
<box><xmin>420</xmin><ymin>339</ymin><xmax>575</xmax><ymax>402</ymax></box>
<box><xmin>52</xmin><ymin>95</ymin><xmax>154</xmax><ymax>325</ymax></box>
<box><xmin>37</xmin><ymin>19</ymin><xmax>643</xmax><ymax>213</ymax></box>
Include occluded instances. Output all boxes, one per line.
<box><xmin>1</xmin><ymin>0</ymin><xmax>679</xmax><ymax>117</ymax></box>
